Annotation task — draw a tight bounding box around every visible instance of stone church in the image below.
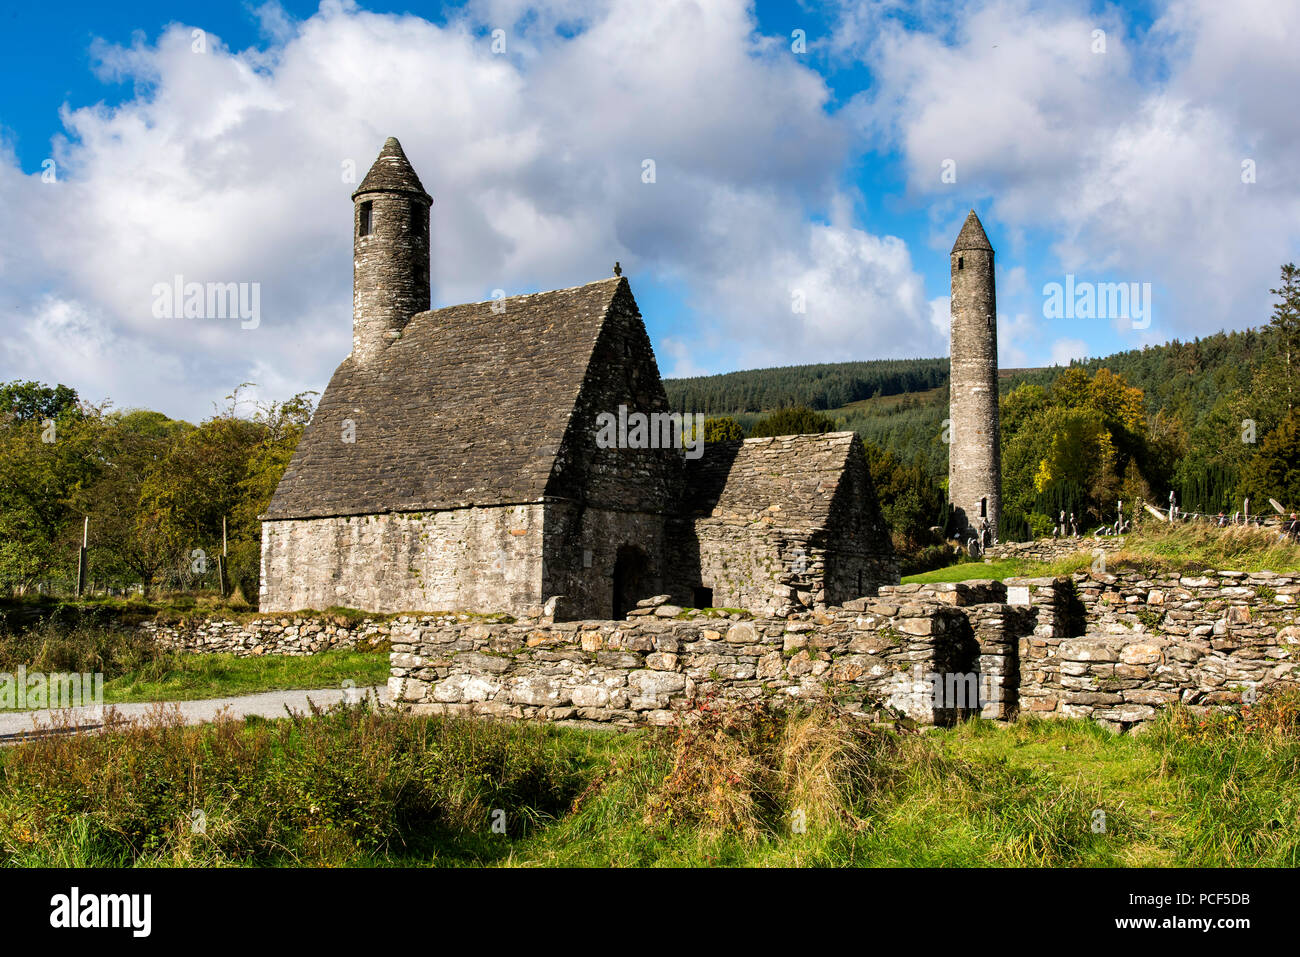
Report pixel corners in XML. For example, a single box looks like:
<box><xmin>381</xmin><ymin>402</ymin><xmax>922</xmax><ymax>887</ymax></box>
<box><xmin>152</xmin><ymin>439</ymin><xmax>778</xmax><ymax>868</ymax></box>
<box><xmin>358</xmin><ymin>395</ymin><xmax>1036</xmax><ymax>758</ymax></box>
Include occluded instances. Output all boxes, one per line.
<box><xmin>260</xmin><ymin>138</ymin><xmax>898</xmax><ymax>618</ymax></box>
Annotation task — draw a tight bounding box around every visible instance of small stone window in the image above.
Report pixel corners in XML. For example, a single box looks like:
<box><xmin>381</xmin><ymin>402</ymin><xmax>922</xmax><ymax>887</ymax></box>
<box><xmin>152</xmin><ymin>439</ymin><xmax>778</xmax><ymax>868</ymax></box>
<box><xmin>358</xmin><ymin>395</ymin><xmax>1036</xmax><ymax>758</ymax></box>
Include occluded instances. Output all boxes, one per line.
<box><xmin>409</xmin><ymin>202</ymin><xmax>421</xmax><ymax>236</ymax></box>
<box><xmin>693</xmin><ymin>586</ymin><xmax>713</xmax><ymax>609</ymax></box>
<box><xmin>980</xmin><ymin>497</ymin><xmax>988</xmax><ymax>518</ymax></box>
<box><xmin>359</xmin><ymin>201</ymin><xmax>373</xmax><ymax>237</ymax></box>
<box><xmin>957</xmin><ymin>256</ymin><xmax>964</xmax><ymax>270</ymax></box>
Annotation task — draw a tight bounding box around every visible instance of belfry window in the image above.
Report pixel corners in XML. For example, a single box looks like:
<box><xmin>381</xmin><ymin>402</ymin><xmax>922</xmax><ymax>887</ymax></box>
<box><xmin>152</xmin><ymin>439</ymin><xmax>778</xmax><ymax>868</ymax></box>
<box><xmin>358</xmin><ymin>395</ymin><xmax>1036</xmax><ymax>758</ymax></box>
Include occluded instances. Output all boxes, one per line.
<box><xmin>359</xmin><ymin>201</ymin><xmax>373</xmax><ymax>237</ymax></box>
<box><xmin>957</xmin><ymin>256</ymin><xmax>964</xmax><ymax>270</ymax></box>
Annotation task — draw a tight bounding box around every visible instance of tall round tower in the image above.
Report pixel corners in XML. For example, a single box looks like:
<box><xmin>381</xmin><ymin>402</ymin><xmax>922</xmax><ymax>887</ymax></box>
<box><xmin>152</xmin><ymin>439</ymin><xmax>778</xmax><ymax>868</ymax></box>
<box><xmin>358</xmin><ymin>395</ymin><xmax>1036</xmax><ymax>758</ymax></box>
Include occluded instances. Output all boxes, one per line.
<box><xmin>351</xmin><ymin>137</ymin><xmax>432</xmax><ymax>365</ymax></box>
<box><xmin>948</xmin><ymin>209</ymin><xmax>1001</xmax><ymax>542</ymax></box>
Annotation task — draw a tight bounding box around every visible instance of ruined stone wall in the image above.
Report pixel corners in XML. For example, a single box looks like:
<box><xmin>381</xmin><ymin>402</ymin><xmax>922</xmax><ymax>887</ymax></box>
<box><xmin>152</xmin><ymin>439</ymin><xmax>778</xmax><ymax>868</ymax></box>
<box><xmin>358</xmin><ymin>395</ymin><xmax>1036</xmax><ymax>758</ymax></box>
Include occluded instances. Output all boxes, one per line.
<box><xmin>207</xmin><ymin>562</ymin><xmax>1300</xmax><ymax>733</ymax></box>
<box><xmin>142</xmin><ymin>615</ymin><xmax>392</xmax><ymax>657</ymax></box>
<box><xmin>388</xmin><ymin>599</ymin><xmax>974</xmax><ymax>727</ymax></box>
<box><xmin>259</xmin><ymin>505</ymin><xmax>546</xmax><ymax>614</ymax></box>
<box><xmin>984</xmin><ymin>537</ymin><xmax>1123</xmax><ymax>564</ymax></box>
<box><xmin>1018</xmin><ymin>570</ymin><xmax>1299</xmax><ymax>729</ymax></box>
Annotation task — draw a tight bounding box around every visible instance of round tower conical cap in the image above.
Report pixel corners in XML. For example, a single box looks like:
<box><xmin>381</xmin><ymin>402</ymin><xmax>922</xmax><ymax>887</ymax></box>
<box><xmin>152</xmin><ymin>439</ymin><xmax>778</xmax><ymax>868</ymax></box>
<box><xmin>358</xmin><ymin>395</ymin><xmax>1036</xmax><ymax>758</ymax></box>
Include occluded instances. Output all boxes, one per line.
<box><xmin>352</xmin><ymin>137</ymin><xmax>432</xmax><ymax>202</ymax></box>
<box><xmin>951</xmin><ymin>209</ymin><xmax>993</xmax><ymax>253</ymax></box>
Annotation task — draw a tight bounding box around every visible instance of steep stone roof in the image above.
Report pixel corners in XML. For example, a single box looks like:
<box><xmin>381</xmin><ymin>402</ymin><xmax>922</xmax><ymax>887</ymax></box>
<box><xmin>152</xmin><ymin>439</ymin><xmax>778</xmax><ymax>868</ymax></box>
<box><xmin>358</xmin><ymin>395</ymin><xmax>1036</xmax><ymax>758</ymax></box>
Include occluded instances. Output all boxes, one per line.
<box><xmin>951</xmin><ymin>209</ymin><xmax>993</xmax><ymax>253</ymax></box>
<box><xmin>264</xmin><ymin>278</ymin><xmax>628</xmax><ymax>519</ymax></box>
<box><xmin>684</xmin><ymin>432</ymin><xmax>861</xmax><ymax>529</ymax></box>
<box><xmin>351</xmin><ymin>137</ymin><xmax>432</xmax><ymax>202</ymax></box>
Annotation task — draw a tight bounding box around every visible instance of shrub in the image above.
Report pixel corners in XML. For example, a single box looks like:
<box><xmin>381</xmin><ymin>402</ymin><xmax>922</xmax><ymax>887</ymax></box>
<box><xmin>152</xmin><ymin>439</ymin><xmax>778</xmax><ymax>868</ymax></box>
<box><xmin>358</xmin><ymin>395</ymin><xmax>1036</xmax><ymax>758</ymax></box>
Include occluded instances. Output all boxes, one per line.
<box><xmin>643</xmin><ymin>699</ymin><xmax>893</xmax><ymax>839</ymax></box>
<box><xmin>0</xmin><ymin>618</ymin><xmax>166</xmax><ymax>679</ymax></box>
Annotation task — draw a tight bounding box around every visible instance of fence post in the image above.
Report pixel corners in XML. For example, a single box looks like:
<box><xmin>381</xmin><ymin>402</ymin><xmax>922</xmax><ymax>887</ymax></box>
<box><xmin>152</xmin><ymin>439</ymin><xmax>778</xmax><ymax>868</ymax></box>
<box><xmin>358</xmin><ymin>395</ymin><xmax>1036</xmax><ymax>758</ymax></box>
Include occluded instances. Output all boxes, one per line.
<box><xmin>76</xmin><ymin>517</ymin><xmax>88</xmax><ymax>598</ymax></box>
<box><xmin>218</xmin><ymin>516</ymin><xmax>229</xmax><ymax>599</ymax></box>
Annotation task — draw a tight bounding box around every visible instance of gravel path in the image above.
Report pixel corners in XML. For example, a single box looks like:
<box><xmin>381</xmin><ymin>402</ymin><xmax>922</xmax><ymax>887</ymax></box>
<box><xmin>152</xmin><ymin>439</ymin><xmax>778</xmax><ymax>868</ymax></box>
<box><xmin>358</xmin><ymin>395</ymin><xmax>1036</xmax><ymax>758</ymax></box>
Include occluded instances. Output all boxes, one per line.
<box><xmin>0</xmin><ymin>685</ymin><xmax>390</xmax><ymax>742</ymax></box>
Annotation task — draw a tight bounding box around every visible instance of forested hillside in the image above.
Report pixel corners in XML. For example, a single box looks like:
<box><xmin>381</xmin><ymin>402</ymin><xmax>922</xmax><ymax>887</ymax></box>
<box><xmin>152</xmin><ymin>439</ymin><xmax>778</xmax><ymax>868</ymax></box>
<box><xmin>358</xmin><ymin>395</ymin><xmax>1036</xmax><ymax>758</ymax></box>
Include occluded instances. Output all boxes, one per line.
<box><xmin>664</xmin><ymin>358</ymin><xmax>948</xmax><ymax>413</ymax></box>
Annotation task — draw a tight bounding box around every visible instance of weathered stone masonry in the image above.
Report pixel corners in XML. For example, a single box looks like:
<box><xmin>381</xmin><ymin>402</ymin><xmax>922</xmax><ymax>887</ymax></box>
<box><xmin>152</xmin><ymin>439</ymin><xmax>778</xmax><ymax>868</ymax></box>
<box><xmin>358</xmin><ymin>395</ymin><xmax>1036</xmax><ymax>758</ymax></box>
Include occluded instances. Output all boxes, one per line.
<box><xmin>1019</xmin><ymin>570</ymin><xmax>1300</xmax><ymax>727</ymax></box>
<box><xmin>948</xmin><ymin>210</ymin><xmax>1001</xmax><ymax>539</ymax></box>
<box><xmin>384</xmin><ymin>571</ymin><xmax>1297</xmax><ymax>730</ymax></box>
<box><xmin>386</xmin><ymin>598</ymin><xmax>981</xmax><ymax>728</ymax></box>
<box><xmin>160</xmin><ymin>568</ymin><xmax>1300</xmax><ymax>731</ymax></box>
<box><xmin>260</xmin><ymin>137</ymin><xmax>898</xmax><ymax>620</ymax></box>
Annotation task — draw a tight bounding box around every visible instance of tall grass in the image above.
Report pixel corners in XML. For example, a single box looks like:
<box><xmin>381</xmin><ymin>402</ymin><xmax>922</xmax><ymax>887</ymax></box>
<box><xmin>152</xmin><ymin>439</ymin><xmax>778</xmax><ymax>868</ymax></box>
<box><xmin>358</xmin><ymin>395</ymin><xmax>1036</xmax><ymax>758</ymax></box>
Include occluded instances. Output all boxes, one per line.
<box><xmin>0</xmin><ymin>701</ymin><xmax>585</xmax><ymax>866</ymax></box>
<box><xmin>0</xmin><ymin>618</ymin><xmax>166</xmax><ymax>680</ymax></box>
<box><xmin>1114</xmin><ymin>520</ymin><xmax>1300</xmax><ymax>574</ymax></box>
<box><xmin>3</xmin><ymin>692</ymin><xmax>1297</xmax><ymax>867</ymax></box>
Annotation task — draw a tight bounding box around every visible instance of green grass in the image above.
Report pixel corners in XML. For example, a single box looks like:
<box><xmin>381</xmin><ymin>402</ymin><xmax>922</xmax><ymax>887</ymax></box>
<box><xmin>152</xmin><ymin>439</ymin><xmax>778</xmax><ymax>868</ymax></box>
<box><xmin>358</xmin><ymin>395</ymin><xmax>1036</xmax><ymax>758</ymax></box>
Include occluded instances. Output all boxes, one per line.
<box><xmin>903</xmin><ymin>554</ymin><xmax>1093</xmax><ymax>584</ymax></box>
<box><xmin>903</xmin><ymin>522</ymin><xmax>1300</xmax><ymax>584</ymax></box>
<box><xmin>3</xmin><ymin>697</ymin><xmax>1296</xmax><ymax>867</ymax></box>
<box><xmin>828</xmin><ymin>386</ymin><xmax>947</xmax><ymax>418</ymax></box>
<box><xmin>1</xmin><ymin>616</ymin><xmax>389</xmax><ymax>709</ymax></box>
<box><xmin>1111</xmin><ymin>521</ymin><xmax>1300</xmax><ymax>575</ymax></box>
<box><xmin>98</xmin><ymin>648</ymin><xmax>390</xmax><ymax>705</ymax></box>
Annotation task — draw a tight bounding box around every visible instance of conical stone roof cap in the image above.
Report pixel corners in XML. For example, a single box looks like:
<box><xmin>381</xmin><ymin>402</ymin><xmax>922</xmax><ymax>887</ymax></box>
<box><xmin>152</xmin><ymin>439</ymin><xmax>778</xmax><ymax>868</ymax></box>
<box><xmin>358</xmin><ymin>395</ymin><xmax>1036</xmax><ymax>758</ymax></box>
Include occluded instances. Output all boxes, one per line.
<box><xmin>352</xmin><ymin>137</ymin><xmax>432</xmax><ymax>202</ymax></box>
<box><xmin>951</xmin><ymin>209</ymin><xmax>993</xmax><ymax>253</ymax></box>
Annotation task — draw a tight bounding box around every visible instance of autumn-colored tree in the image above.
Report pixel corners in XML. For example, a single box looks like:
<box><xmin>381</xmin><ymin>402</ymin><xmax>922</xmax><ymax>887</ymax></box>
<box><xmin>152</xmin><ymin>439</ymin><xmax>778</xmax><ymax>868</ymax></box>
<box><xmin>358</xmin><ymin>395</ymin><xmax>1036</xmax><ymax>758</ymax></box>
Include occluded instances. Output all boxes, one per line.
<box><xmin>1001</xmin><ymin>367</ymin><xmax>1155</xmax><ymax>532</ymax></box>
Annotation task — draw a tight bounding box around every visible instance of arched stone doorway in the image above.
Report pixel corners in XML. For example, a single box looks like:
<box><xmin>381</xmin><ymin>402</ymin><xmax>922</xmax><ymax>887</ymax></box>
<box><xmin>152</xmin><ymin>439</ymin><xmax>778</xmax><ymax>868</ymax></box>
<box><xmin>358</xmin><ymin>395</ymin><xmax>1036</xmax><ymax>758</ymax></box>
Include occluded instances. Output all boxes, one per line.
<box><xmin>612</xmin><ymin>545</ymin><xmax>650</xmax><ymax>619</ymax></box>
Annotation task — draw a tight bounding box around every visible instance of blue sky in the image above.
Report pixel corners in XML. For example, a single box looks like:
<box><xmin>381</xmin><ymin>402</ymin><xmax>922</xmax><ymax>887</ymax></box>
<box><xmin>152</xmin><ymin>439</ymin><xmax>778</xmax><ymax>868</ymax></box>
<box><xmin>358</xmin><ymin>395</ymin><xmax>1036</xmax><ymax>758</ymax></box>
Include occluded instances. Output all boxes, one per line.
<box><xmin>1</xmin><ymin>0</ymin><xmax>1296</xmax><ymax>421</ymax></box>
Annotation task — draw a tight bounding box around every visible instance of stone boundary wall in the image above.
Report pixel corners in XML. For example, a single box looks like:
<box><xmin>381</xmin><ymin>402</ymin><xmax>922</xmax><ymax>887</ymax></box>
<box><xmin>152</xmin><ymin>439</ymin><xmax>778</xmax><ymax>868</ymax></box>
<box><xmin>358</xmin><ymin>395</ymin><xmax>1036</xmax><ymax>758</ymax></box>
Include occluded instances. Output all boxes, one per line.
<box><xmin>141</xmin><ymin>616</ymin><xmax>393</xmax><ymax>656</ymax></box>
<box><xmin>984</xmin><ymin>537</ymin><xmax>1123</xmax><ymax>564</ymax></box>
<box><xmin>140</xmin><ymin>567</ymin><xmax>1300</xmax><ymax>733</ymax></box>
<box><xmin>1024</xmin><ymin>570</ymin><xmax>1299</xmax><ymax>729</ymax></box>
<box><xmin>386</xmin><ymin>600</ymin><xmax>979</xmax><ymax>727</ymax></box>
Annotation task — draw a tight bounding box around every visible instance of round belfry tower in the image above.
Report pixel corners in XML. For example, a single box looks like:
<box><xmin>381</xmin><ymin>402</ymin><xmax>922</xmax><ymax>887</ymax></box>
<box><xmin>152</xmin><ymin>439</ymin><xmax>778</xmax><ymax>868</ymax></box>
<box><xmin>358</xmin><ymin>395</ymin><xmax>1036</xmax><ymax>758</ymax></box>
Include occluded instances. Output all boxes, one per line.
<box><xmin>948</xmin><ymin>209</ymin><xmax>1001</xmax><ymax>542</ymax></box>
<box><xmin>351</xmin><ymin>137</ymin><xmax>432</xmax><ymax>365</ymax></box>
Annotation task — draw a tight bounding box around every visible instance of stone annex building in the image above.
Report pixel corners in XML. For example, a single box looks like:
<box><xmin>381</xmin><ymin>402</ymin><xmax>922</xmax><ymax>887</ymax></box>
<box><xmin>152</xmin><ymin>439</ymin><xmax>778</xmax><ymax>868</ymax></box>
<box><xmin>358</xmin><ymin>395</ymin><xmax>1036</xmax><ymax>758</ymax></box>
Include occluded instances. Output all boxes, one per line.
<box><xmin>260</xmin><ymin>138</ymin><xmax>900</xmax><ymax>618</ymax></box>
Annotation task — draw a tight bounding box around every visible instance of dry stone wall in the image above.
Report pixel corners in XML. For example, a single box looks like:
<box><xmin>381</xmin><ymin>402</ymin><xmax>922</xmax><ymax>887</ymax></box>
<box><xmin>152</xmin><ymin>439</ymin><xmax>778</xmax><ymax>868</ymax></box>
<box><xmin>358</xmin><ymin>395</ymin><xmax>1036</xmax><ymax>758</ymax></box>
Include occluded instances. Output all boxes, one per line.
<box><xmin>1020</xmin><ymin>570</ymin><xmax>1299</xmax><ymax>729</ymax></box>
<box><xmin>984</xmin><ymin>537</ymin><xmax>1123</xmax><ymax>563</ymax></box>
<box><xmin>387</xmin><ymin>597</ymin><xmax>977</xmax><ymax>727</ymax></box>
<box><xmin>142</xmin><ymin>615</ymin><xmax>393</xmax><ymax>656</ymax></box>
<box><xmin>150</xmin><ymin>565</ymin><xmax>1300</xmax><ymax>733</ymax></box>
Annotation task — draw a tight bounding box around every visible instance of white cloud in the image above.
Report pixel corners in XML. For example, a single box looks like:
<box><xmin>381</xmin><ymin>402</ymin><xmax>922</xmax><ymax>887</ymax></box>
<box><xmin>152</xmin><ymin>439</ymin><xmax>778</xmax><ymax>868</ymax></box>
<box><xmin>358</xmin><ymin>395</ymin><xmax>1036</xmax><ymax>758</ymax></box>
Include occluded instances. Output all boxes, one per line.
<box><xmin>1049</xmin><ymin>337</ymin><xmax>1089</xmax><ymax>366</ymax></box>
<box><xmin>0</xmin><ymin>0</ymin><xmax>935</xmax><ymax>419</ymax></box>
<box><xmin>844</xmin><ymin>0</ymin><xmax>1300</xmax><ymax>343</ymax></box>
<box><xmin>658</xmin><ymin>337</ymin><xmax>708</xmax><ymax>379</ymax></box>
<box><xmin>998</xmin><ymin>311</ymin><xmax>1038</xmax><ymax>368</ymax></box>
<box><xmin>0</xmin><ymin>296</ymin><xmax>188</xmax><ymax>412</ymax></box>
